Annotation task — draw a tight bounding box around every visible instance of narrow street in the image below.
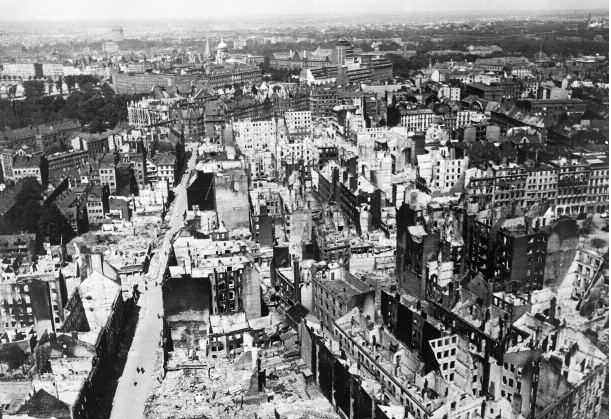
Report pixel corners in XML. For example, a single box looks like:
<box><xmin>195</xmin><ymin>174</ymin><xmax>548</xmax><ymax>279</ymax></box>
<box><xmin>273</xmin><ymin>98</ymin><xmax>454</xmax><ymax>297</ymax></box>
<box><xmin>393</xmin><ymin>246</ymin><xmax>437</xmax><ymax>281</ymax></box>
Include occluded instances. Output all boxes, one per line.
<box><xmin>109</xmin><ymin>153</ymin><xmax>196</xmax><ymax>419</ymax></box>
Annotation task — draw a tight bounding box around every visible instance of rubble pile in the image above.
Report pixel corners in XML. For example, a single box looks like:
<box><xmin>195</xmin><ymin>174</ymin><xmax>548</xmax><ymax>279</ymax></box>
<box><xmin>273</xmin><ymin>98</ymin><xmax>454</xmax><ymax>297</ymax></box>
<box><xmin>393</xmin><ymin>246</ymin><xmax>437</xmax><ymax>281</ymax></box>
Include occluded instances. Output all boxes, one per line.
<box><xmin>145</xmin><ymin>326</ymin><xmax>337</xmax><ymax>419</ymax></box>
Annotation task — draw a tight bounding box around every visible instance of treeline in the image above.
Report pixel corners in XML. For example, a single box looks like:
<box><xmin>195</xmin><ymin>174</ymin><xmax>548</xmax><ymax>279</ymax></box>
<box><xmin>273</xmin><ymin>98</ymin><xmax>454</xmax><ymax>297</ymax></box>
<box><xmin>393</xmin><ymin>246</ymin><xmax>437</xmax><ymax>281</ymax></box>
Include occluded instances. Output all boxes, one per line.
<box><xmin>0</xmin><ymin>77</ymin><xmax>143</xmax><ymax>132</ymax></box>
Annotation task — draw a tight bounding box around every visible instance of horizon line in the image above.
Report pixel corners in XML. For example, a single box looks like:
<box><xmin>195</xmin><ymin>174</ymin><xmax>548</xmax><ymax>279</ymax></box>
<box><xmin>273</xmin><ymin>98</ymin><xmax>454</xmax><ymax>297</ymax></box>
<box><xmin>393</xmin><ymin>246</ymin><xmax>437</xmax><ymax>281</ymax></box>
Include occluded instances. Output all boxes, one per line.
<box><xmin>0</xmin><ymin>8</ymin><xmax>608</xmax><ymax>23</ymax></box>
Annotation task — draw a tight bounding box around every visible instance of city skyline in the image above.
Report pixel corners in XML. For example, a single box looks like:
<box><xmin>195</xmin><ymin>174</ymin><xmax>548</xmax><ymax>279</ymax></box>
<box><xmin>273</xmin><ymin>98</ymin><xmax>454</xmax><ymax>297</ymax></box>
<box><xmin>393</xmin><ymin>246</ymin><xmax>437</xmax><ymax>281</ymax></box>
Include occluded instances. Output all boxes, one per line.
<box><xmin>1</xmin><ymin>0</ymin><xmax>608</xmax><ymax>21</ymax></box>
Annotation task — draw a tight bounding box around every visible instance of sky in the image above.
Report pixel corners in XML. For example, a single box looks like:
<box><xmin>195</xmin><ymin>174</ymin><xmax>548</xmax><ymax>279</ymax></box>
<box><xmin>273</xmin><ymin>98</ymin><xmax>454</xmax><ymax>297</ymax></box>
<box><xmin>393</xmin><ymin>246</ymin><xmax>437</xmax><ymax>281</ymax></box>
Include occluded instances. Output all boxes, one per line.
<box><xmin>1</xmin><ymin>0</ymin><xmax>608</xmax><ymax>20</ymax></box>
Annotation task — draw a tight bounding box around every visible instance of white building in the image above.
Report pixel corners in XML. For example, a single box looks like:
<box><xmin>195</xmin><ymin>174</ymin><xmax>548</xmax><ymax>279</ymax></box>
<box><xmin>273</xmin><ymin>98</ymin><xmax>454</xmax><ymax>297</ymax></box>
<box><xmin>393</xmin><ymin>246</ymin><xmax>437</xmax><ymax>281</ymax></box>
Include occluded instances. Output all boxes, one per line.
<box><xmin>284</xmin><ymin>111</ymin><xmax>312</xmax><ymax>134</ymax></box>
<box><xmin>401</xmin><ymin>109</ymin><xmax>435</xmax><ymax>133</ymax></box>
<box><xmin>456</xmin><ymin>111</ymin><xmax>485</xmax><ymax>129</ymax></box>
<box><xmin>438</xmin><ymin>84</ymin><xmax>461</xmax><ymax>101</ymax></box>
<box><xmin>42</xmin><ymin>63</ymin><xmax>64</xmax><ymax>79</ymax></box>
<box><xmin>12</xmin><ymin>155</ymin><xmax>41</xmax><ymax>183</ymax></box>
<box><xmin>2</xmin><ymin>63</ymin><xmax>39</xmax><ymax>79</ymax></box>
<box><xmin>417</xmin><ymin>146</ymin><xmax>468</xmax><ymax>192</ymax></box>
<box><xmin>233</xmin><ymin>118</ymin><xmax>285</xmax><ymax>179</ymax></box>
<box><xmin>127</xmin><ymin>98</ymin><xmax>177</xmax><ymax>128</ymax></box>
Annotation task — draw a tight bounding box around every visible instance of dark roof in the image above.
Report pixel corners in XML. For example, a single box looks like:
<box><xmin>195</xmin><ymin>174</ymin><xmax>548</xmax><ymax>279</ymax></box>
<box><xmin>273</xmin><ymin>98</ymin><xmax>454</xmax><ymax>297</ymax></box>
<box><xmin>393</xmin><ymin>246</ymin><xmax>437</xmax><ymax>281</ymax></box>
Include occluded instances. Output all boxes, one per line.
<box><xmin>13</xmin><ymin>154</ymin><xmax>41</xmax><ymax>169</ymax></box>
<box><xmin>17</xmin><ymin>389</ymin><xmax>71</xmax><ymax>419</ymax></box>
<box><xmin>99</xmin><ymin>153</ymin><xmax>115</xmax><ymax>166</ymax></box>
<box><xmin>0</xmin><ymin>120</ymin><xmax>80</xmax><ymax>143</ymax></box>
<box><xmin>0</xmin><ymin>232</ymin><xmax>36</xmax><ymax>248</ymax></box>
<box><xmin>153</xmin><ymin>152</ymin><xmax>176</xmax><ymax>166</ymax></box>
<box><xmin>286</xmin><ymin>303</ymin><xmax>309</xmax><ymax>326</ymax></box>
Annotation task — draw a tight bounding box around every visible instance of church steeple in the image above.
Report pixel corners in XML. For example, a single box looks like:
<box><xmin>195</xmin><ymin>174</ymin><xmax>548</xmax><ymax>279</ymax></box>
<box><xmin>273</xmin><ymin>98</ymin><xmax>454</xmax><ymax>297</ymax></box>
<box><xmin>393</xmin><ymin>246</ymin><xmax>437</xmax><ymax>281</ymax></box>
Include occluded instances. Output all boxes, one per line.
<box><xmin>203</xmin><ymin>38</ymin><xmax>211</xmax><ymax>59</ymax></box>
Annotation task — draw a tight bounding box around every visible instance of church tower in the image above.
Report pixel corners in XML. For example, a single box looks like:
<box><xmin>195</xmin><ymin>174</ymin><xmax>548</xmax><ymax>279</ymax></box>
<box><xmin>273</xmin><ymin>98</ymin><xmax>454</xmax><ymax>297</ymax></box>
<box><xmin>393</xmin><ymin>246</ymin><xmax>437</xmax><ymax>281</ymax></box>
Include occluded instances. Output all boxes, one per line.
<box><xmin>215</xmin><ymin>38</ymin><xmax>228</xmax><ymax>65</ymax></box>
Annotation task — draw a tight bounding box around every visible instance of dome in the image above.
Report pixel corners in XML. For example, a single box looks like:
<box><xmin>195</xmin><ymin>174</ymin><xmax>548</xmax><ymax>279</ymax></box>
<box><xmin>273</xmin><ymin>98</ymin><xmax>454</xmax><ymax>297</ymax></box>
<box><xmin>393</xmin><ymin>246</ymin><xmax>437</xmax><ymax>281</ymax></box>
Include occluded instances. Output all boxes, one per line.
<box><xmin>217</xmin><ymin>39</ymin><xmax>227</xmax><ymax>50</ymax></box>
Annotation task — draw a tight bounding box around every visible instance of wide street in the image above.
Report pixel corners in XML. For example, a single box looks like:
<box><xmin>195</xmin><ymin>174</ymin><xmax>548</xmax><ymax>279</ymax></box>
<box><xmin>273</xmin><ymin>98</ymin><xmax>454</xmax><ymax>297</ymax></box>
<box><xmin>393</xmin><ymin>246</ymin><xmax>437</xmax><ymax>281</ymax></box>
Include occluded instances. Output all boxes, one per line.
<box><xmin>109</xmin><ymin>152</ymin><xmax>196</xmax><ymax>419</ymax></box>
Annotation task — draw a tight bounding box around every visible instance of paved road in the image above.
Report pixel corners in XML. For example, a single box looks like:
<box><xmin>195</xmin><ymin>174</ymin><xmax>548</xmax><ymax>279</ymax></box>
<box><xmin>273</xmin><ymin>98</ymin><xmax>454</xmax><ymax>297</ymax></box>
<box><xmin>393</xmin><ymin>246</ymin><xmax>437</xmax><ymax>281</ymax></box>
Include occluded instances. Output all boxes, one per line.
<box><xmin>110</xmin><ymin>154</ymin><xmax>196</xmax><ymax>419</ymax></box>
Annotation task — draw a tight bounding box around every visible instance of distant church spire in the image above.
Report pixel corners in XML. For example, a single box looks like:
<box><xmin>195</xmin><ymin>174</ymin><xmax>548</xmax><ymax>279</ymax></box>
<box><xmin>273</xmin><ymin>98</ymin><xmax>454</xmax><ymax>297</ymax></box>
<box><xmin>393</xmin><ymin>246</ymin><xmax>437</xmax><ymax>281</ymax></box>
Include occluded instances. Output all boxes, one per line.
<box><xmin>204</xmin><ymin>38</ymin><xmax>211</xmax><ymax>58</ymax></box>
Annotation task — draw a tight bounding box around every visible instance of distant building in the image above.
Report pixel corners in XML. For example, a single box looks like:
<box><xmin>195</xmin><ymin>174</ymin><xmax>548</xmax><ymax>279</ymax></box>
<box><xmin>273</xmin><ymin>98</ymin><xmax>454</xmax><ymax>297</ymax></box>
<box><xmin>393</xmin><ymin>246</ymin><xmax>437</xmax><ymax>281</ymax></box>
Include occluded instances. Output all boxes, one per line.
<box><xmin>400</xmin><ymin>109</ymin><xmax>435</xmax><ymax>133</ymax></box>
<box><xmin>41</xmin><ymin>149</ymin><xmax>89</xmax><ymax>187</ymax></box>
<box><xmin>417</xmin><ymin>146</ymin><xmax>468</xmax><ymax>193</ymax></box>
<box><xmin>0</xmin><ymin>150</ymin><xmax>14</xmax><ymax>181</ymax></box>
<box><xmin>395</xmin><ymin>206</ymin><xmax>441</xmax><ymax>298</ymax></box>
<box><xmin>204</xmin><ymin>63</ymin><xmax>262</xmax><ymax>89</ymax></box>
<box><xmin>12</xmin><ymin>154</ymin><xmax>42</xmax><ymax>183</ymax></box>
<box><xmin>167</xmin><ymin>232</ymin><xmax>261</xmax><ymax>318</ymax></box>
<box><xmin>102</xmin><ymin>41</ymin><xmax>119</xmax><ymax>55</ymax></box>
<box><xmin>86</xmin><ymin>186</ymin><xmax>107</xmax><ymax>226</ymax></box>
<box><xmin>98</xmin><ymin>154</ymin><xmax>117</xmax><ymax>192</ymax></box>
<box><xmin>127</xmin><ymin>98</ymin><xmax>175</xmax><ymax>128</ymax></box>
<box><xmin>0</xmin><ymin>273</ymin><xmax>65</xmax><ymax>335</ymax></box>
<box><xmin>465</xmin><ymin>215</ymin><xmax>548</xmax><ymax>293</ymax></box>
<box><xmin>150</xmin><ymin>152</ymin><xmax>176</xmax><ymax>186</ymax></box>
<box><xmin>311</xmin><ymin>266</ymin><xmax>374</xmax><ymax>332</ymax></box>
<box><xmin>110</xmin><ymin>26</ymin><xmax>124</xmax><ymax>42</ymax></box>
<box><xmin>438</xmin><ymin>84</ymin><xmax>461</xmax><ymax>101</ymax></box>
<box><xmin>0</xmin><ymin>233</ymin><xmax>36</xmax><ymax>260</ymax></box>
<box><xmin>2</xmin><ymin>63</ymin><xmax>42</xmax><ymax>79</ymax></box>
<box><xmin>312</xmin><ymin>205</ymin><xmax>351</xmax><ymax>268</ymax></box>
<box><xmin>119</xmin><ymin>151</ymin><xmax>147</xmax><ymax>189</ymax></box>
<box><xmin>41</xmin><ymin>63</ymin><xmax>64</xmax><ymax>79</ymax></box>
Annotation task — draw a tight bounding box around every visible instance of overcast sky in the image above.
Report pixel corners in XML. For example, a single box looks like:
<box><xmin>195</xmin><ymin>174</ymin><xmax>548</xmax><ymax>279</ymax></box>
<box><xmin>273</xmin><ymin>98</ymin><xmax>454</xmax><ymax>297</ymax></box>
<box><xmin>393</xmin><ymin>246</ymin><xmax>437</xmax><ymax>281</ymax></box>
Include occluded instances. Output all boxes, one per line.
<box><xmin>1</xmin><ymin>0</ymin><xmax>608</xmax><ymax>20</ymax></box>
